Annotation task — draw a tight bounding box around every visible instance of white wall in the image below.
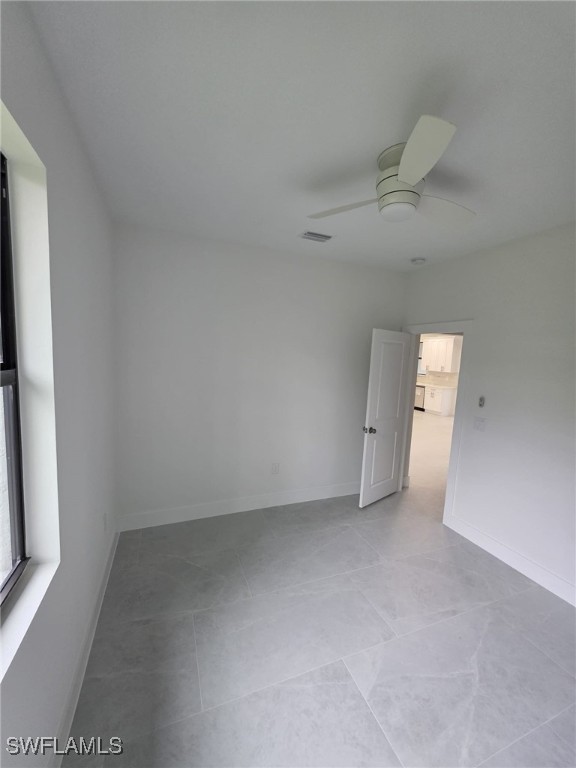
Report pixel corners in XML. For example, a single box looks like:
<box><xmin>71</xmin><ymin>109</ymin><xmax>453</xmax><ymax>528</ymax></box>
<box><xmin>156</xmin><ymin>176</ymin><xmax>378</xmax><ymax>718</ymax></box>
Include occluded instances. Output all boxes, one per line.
<box><xmin>0</xmin><ymin>4</ymin><xmax>117</xmax><ymax>762</ymax></box>
<box><xmin>0</xmin><ymin>7</ymin><xmax>572</xmax><ymax>756</ymax></box>
<box><xmin>405</xmin><ymin>224</ymin><xmax>576</xmax><ymax>603</ymax></box>
<box><xmin>114</xmin><ymin>224</ymin><xmax>407</xmax><ymax>529</ymax></box>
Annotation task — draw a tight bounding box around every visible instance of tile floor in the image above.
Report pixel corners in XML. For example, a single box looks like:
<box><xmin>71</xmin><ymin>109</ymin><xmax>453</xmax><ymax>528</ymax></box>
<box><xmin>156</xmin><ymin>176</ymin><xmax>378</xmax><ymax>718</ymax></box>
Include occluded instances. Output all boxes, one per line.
<box><xmin>67</xmin><ymin>413</ymin><xmax>576</xmax><ymax>767</ymax></box>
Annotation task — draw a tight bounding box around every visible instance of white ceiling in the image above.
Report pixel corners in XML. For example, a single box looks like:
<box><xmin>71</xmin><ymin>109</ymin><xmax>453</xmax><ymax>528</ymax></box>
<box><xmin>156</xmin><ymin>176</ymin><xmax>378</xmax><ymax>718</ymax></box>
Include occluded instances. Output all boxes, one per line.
<box><xmin>28</xmin><ymin>1</ymin><xmax>575</xmax><ymax>271</ymax></box>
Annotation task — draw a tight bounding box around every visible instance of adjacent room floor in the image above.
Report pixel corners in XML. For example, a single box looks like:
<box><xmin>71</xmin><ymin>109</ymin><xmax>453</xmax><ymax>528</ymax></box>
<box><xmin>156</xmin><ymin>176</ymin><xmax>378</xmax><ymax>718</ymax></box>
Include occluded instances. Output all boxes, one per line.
<box><xmin>408</xmin><ymin>409</ymin><xmax>455</xmax><ymax>511</ymax></box>
<box><xmin>66</xmin><ymin>418</ymin><xmax>576</xmax><ymax>767</ymax></box>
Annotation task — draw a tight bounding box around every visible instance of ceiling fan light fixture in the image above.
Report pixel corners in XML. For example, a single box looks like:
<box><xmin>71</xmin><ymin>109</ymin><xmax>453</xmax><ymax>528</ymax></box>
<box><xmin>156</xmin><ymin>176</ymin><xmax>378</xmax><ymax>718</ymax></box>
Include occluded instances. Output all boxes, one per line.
<box><xmin>307</xmin><ymin>115</ymin><xmax>476</xmax><ymax>227</ymax></box>
<box><xmin>379</xmin><ymin>201</ymin><xmax>417</xmax><ymax>222</ymax></box>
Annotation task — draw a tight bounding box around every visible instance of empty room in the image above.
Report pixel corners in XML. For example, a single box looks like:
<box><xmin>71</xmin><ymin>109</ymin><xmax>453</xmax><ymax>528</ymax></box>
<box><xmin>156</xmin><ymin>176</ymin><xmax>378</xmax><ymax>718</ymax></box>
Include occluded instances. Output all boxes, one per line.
<box><xmin>0</xmin><ymin>2</ymin><xmax>575</xmax><ymax>767</ymax></box>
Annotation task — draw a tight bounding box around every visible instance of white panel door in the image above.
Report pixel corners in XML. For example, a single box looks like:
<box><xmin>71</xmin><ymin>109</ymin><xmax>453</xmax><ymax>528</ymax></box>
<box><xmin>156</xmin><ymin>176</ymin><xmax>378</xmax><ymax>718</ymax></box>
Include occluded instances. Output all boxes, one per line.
<box><xmin>359</xmin><ymin>329</ymin><xmax>412</xmax><ymax>508</ymax></box>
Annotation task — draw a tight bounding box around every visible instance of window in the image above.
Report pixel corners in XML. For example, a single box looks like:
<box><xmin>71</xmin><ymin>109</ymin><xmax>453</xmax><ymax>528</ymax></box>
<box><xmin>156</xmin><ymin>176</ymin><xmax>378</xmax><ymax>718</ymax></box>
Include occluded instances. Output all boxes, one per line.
<box><xmin>1</xmin><ymin>152</ymin><xmax>28</xmax><ymax>605</ymax></box>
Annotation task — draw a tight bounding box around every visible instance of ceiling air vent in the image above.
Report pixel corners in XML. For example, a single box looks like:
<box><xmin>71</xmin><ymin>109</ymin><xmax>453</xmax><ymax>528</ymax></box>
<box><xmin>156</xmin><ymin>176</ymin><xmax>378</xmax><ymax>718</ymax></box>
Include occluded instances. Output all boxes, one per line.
<box><xmin>300</xmin><ymin>231</ymin><xmax>332</xmax><ymax>243</ymax></box>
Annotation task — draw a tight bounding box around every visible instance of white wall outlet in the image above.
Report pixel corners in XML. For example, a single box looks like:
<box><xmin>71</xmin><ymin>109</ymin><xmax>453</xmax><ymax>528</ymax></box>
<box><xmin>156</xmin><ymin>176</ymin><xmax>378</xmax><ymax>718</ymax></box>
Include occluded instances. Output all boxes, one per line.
<box><xmin>474</xmin><ymin>417</ymin><xmax>487</xmax><ymax>432</ymax></box>
<box><xmin>271</xmin><ymin>463</ymin><xmax>280</xmax><ymax>475</ymax></box>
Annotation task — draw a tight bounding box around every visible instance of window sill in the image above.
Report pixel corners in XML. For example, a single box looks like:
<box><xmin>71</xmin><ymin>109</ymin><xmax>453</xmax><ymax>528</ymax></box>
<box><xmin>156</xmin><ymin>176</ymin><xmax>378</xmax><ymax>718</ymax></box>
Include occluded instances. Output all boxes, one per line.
<box><xmin>0</xmin><ymin>558</ymin><xmax>31</xmax><ymax>608</ymax></box>
<box><xmin>0</xmin><ymin>560</ymin><xmax>59</xmax><ymax>679</ymax></box>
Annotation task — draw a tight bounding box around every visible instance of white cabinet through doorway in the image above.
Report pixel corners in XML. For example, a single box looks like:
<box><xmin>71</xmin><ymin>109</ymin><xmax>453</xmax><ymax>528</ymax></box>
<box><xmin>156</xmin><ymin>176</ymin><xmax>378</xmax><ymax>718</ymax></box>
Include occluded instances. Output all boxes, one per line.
<box><xmin>421</xmin><ymin>336</ymin><xmax>462</xmax><ymax>373</ymax></box>
<box><xmin>425</xmin><ymin>385</ymin><xmax>457</xmax><ymax>416</ymax></box>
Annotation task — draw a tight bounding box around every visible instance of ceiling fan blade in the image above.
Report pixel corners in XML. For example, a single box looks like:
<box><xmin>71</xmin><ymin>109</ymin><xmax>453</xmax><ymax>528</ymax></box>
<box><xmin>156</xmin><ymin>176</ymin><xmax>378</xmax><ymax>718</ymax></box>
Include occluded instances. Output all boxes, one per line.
<box><xmin>419</xmin><ymin>195</ymin><xmax>476</xmax><ymax>226</ymax></box>
<box><xmin>398</xmin><ymin>116</ymin><xmax>456</xmax><ymax>186</ymax></box>
<box><xmin>308</xmin><ymin>199</ymin><xmax>377</xmax><ymax>219</ymax></box>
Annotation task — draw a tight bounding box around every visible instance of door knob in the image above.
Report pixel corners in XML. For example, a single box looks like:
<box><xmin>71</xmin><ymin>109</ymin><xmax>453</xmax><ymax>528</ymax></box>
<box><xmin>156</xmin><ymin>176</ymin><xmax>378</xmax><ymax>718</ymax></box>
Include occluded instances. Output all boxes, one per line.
<box><xmin>362</xmin><ymin>426</ymin><xmax>368</xmax><ymax>433</ymax></box>
<box><xmin>368</xmin><ymin>427</ymin><xmax>376</xmax><ymax>434</ymax></box>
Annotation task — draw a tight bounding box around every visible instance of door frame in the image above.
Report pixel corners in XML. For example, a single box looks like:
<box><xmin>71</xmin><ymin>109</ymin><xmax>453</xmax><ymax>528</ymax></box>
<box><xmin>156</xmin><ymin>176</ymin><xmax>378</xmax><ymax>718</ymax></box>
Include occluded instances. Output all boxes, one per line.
<box><xmin>401</xmin><ymin>319</ymin><xmax>474</xmax><ymax>525</ymax></box>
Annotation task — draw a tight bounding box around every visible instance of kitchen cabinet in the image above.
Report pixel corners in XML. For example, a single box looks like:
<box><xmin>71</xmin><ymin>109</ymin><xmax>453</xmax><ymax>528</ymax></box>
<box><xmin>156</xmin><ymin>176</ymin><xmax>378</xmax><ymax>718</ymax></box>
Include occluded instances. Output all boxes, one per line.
<box><xmin>420</xmin><ymin>341</ymin><xmax>435</xmax><ymax>373</ymax></box>
<box><xmin>422</xmin><ymin>338</ymin><xmax>446</xmax><ymax>372</ymax></box>
<box><xmin>425</xmin><ymin>385</ymin><xmax>457</xmax><ymax>416</ymax></box>
<box><xmin>421</xmin><ymin>336</ymin><xmax>462</xmax><ymax>373</ymax></box>
<box><xmin>414</xmin><ymin>385</ymin><xmax>425</xmax><ymax>410</ymax></box>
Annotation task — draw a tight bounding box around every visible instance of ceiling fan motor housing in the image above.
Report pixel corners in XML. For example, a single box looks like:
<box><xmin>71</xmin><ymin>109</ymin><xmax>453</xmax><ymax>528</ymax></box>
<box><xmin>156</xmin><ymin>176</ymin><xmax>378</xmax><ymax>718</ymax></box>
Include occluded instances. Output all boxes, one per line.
<box><xmin>376</xmin><ymin>143</ymin><xmax>425</xmax><ymax>215</ymax></box>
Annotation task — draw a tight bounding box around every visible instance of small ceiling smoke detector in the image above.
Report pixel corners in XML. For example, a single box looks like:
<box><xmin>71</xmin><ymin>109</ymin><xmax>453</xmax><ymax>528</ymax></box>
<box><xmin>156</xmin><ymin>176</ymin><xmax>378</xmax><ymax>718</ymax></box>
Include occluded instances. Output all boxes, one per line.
<box><xmin>300</xmin><ymin>231</ymin><xmax>333</xmax><ymax>243</ymax></box>
<box><xmin>411</xmin><ymin>257</ymin><xmax>426</xmax><ymax>265</ymax></box>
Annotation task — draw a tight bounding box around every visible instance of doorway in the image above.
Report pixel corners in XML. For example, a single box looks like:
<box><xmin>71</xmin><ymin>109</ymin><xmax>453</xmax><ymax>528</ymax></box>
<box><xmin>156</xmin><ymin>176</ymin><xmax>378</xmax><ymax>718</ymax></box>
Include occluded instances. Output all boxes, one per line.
<box><xmin>358</xmin><ymin>322</ymin><xmax>470</xmax><ymax>520</ymax></box>
<box><xmin>402</xmin><ymin>320</ymin><xmax>472</xmax><ymax>526</ymax></box>
<box><xmin>408</xmin><ymin>333</ymin><xmax>463</xmax><ymax>520</ymax></box>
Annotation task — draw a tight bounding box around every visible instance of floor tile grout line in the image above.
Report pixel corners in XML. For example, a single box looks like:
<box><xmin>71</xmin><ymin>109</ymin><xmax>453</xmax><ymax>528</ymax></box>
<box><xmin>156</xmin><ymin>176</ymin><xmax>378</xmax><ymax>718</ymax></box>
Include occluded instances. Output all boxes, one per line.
<box><xmin>94</xmin><ymin>608</ymin><xmax>201</xmax><ymax>633</ymax></box>
<box><xmin>181</xmin><ymin>635</ymin><xmax>399</xmax><ymax>719</ymax></box>
<box><xmin>121</xmin><ymin>507</ymin><xmax>459</xmax><ymax>568</ymax></box>
<box><xmin>138</xmin><ymin>514</ymin><xmax>353</xmax><ymax>551</ymax></box>
<box><xmin>240</xmin><ymin>558</ymin><xmax>390</xmax><ymax>597</ymax></box>
<box><xmin>341</xmin><ymin>656</ymin><xmax>405</xmax><ymax>768</ymax></box>
<box><xmin>352</xmin><ymin>519</ymin><xmax>404</xmax><ymax>556</ymax></box>
<box><xmin>142</xmin><ymin>642</ymin><xmax>418</xmax><ymax>741</ymax></box>
<box><xmin>475</xmin><ymin>701</ymin><xmax>576</xmax><ymax>766</ymax></box>
<box><xmin>392</xmin><ymin>585</ymin><xmax>538</xmax><ymax>641</ymax></box>
<box><xmin>481</xmin><ymin>589</ymin><xmax>576</xmax><ymax>678</ymax></box>
<box><xmin>382</xmin><ymin>553</ymin><xmax>540</xmax><ymax>639</ymax></box>
<box><xmin>348</xmin><ymin>525</ymin><xmax>386</xmax><ymax>563</ymax></box>
<box><xmin>93</xmin><ymin>556</ymin><xmax>383</xmax><ymax>631</ymax></box>
<box><xmin>99</xmin><ymin>532</ymin><xmax>543</xmax><ymax>642</ymax></box>
<box><xmin>234</xmin><ymin>548</ymin><xmax>253</xmax><ymax>599</ymax></box>
<box><xmin>352</xmin><ymin>522</ymin><xmax>540</xmax><ymax>584</ymax></box>
<box><xmin>354</xmin><ymin>588</ymin><xmax>398</xmax><ymax>638</ymax></box>
<box><xmin>244</xmin><ymin>560</ymin><xmax>535</xmax><ymax>636</ymax></box>
<box><xmin>145</xmin><ymin>657</ymin><xmax>362</xmax><ymax>730</ymax></box>
<box><xmin>396</xmin><ymin>602</ymin><xmax>492</xmax><ymax>639</ymax></box>
<box><xmin>510</xmin><ymin>625</ymin><xmax>576</xmax><ymax>679</ymax></box>
<box><xmin>111</xmin><ymin>515</ymin><xmax>566</xmax><ymax>636</ymax></box>
<box><xmin>545</xmin><ymin>703</ymin><xmax>576</xmax><ymax>752</ymax></box>
<box><xmin>136</xmin><ymin>503</ymin><xmax>348</xmax><ymax>537</ymax></box>
<box><xmin>98</xmin><ymin>650</ymin><xmax>415</xmax><ymax>755</ymax></box>
<box><xmin>127</xmin><ymin>491</ymin><xmax>440</xmax><ymax>539</ymax></box>
<box><xmin>135</xmin><ymin>505</ymin><xmax>429</xmax><ymax>558</ymax></box>
<box><xmin>249</xmin><ymin>525</ymin><xmax>356</xmax><ymax>567</ymax></box>
<box><xmin>133</xmin><ymin>522</ymin><xmax>364</xmax><ymax>564</ymax></box>
<box><xmin>190</xmin><ymin>612</ymin><xmax>204</xmax><ymax>713</ymax></box>
<box><xmin>87</xmin><ymin>589</ymin><xmax>569</xmax><ymax>691</ymax></box>
<box><xmin>104</xmin><ymin>559</ymin><xmax>539</xmax><ymax>640</ymax></box>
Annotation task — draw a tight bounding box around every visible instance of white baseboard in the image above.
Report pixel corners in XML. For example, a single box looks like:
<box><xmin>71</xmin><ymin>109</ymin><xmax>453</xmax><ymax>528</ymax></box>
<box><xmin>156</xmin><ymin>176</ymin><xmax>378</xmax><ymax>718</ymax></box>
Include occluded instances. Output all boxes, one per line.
<box><xmin>118</xmin><ymin>481</ymin><xmax>361</xmax><ymax>532</ymax></box>
<box><xmin>402</xmin><ymin>475</ymin><xmax>410</xmax><ymax>488</ymax></box>
<box><xmin>444</xmin><ymin>513</ymin><xmax>576</xmax><ymax>606</ymax></box>
<box><xmin>50</xmin><ymin>532</ymin><xmax>119</xmax><ymax>768</ymax></box>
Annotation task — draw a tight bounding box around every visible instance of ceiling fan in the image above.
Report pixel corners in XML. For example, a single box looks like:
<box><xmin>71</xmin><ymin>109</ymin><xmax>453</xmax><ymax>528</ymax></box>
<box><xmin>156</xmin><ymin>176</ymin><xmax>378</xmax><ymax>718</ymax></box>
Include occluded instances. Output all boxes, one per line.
<box><xmin>308</xmin><ymin>116</ymin><xmax>475</xmax><ymax>225</ymax></box>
